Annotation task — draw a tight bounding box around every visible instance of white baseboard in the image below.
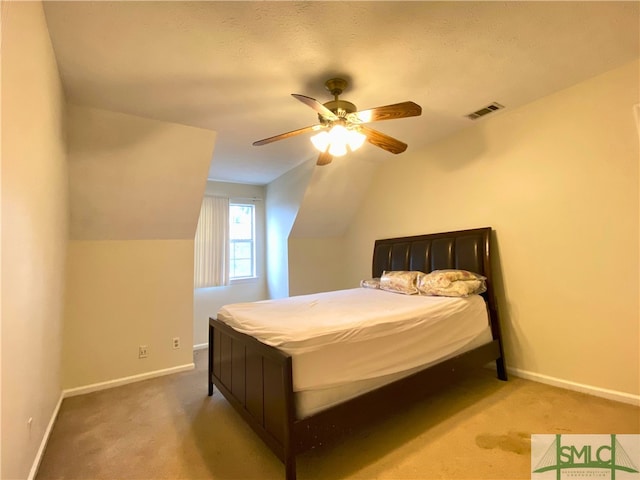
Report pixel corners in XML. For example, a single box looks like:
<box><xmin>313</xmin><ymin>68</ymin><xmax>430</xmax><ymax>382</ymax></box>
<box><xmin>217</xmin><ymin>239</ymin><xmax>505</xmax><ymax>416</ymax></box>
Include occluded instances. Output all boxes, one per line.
<box><xmin>193</xmin><ymin>343</ymin><xmax>208</xmax><ymax>351</ymax></box>
<box><xmin>28</xmin><ymin>392</ymin><xmax>64</xmax><ymax>480</ymax></box>
<box><xmin>508</xmin><ymin>366</ymin><xmax>640</xmax><ymax>406</ymax></box>
<box><xmin>63</xmin><ymin>363</ymin><xmax>195</xmax><ymax>398</ymax></box>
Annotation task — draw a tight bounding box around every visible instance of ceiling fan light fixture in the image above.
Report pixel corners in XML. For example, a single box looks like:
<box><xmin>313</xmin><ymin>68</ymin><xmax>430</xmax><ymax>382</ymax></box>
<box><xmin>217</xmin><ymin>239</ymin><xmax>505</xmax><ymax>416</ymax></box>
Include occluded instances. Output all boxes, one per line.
<box><xmin>346</xmin><ymin>128</ymin><xmax>366</xmax><ymax>151</ymax></box>
<box><xmin>310</xmin><ymin>130</ymin><xmax>330</xmax><ymax>152</ymax></box>
<box><xmin>328</xmin><ymin>140</ymin><xmax>348</xmax><ymax>157</ymax></box>
<box><xmin>310</xmin><ymin>125</ymin><xmax>365</xmax><ymax>157</ymax></box>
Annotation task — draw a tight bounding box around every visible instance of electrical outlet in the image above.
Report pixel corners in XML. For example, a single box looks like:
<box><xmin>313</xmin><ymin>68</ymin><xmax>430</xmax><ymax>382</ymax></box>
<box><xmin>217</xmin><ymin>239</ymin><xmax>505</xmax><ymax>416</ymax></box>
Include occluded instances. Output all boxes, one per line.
<box><xmin>138</xmin><ymin>345</ymin><xmax>148</xmax><ymax>358</ymax></box>
<box><xmin>172</xmin><ymin>337</ymin><xmax>180</xmax><ymax>349</ymax></box>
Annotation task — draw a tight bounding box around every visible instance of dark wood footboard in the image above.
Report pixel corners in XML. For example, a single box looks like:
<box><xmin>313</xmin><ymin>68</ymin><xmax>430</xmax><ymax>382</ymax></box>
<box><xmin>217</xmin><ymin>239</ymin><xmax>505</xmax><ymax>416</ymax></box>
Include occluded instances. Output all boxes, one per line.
<box><xmin>208</xmin><ymin>318</ymin><xmax>297</xmax><ymax>479</ymax></box>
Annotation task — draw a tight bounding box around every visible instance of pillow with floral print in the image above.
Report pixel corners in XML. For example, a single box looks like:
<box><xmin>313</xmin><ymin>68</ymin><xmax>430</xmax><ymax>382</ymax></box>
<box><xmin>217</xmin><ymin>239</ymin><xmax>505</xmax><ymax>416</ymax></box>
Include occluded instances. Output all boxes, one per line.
<box><xmin>417</xmin><ymin>269</ymin><xmax>486</xmax><ymax>297</ymax></box>
<box><xmin>360</xmin><ymin>278</ymin><xmax>381</xmax><ymax>289</ymax></box>
<box><xmin>379</xmin><ymin>270</ymin><xmax>423</xmax><ymax>295</ymax></box>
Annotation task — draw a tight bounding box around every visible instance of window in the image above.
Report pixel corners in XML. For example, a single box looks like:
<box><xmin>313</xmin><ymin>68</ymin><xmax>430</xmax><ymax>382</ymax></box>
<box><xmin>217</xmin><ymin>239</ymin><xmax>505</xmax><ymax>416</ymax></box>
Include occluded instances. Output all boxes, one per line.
<box><xmin>194</xmin><ymin>196</ymin><xmax>260</xmax><ymax>288</ymax></box>
<box><xmin>229</xmin><ymin>203</ymin><xmax>255</xmax><ymax>279</ymax></box>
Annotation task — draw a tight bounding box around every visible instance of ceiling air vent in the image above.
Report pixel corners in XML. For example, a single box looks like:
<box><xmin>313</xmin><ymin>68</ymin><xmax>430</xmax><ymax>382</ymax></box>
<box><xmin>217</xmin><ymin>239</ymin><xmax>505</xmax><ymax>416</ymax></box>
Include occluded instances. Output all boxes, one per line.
<box><xmin>466</xmin><ymin>102</ymin><xmax>504</xmax><ymax>120</ymax></box>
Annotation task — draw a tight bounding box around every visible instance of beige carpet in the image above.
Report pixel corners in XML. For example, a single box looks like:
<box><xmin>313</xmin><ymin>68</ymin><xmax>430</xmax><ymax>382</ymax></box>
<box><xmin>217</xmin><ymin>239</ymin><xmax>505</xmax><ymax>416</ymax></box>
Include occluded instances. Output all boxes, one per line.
<box><xmin>36</xmin><ymin>350</ymin><xmax>639</xmax><ymax>480</ymax></box>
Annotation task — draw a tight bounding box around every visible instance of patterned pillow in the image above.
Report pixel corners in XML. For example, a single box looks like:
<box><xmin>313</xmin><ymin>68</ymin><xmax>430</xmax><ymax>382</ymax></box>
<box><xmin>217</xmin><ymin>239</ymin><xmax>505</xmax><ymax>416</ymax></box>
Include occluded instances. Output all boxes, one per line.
<box><xmin>379</xmin><ymin>270</ymin><xmax>423</xmax><ymax>295</ymax></box>
<box><xmin>360</xmin><ymin>278</ymin><xmax>381</xmax><ymax>289</ymax></box>
<box><xmin>417</xmin><ymin>269</ymin><xmax>486</xmax><ymax>297</ymax></box>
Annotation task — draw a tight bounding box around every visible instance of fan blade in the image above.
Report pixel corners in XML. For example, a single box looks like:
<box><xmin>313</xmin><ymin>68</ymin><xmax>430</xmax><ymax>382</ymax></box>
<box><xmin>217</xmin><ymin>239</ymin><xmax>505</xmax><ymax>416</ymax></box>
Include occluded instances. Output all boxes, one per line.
<box><xmin>253</xmin><ymin>124</ymin><xmax>323</xmax><ymax>146</ymax></box>
<box><xmin>292</xmin><ymin>94</ymin><xmax>338</xmax><ymax>121</ymax></box>
<box><xmin>316</xmin><ymin>151</ymin><xmax>333</xmax><ymax>166</ymax></box>
<box><xmin>351</xmin><ymin>101</ymin><xmax>422</xmax><ymax>124</ymax></box>
<box><xmin>360</xmin><ymin>126</ymin><xmax>408</xmax><ymax>154</ymax></box>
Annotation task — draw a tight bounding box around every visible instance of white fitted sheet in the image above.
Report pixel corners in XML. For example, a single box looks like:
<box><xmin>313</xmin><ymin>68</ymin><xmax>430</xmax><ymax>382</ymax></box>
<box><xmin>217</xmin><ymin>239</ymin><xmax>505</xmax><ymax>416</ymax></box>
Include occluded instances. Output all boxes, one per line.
<box><xmin>217</xmin><ymin>288</ymin><xmax>489</xmax><ymax>393</ymax></box>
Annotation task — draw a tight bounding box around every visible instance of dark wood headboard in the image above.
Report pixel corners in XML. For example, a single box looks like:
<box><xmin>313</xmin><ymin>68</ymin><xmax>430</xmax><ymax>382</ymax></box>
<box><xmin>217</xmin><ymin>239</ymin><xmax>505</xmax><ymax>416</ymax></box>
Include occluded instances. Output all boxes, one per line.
<box><xmin>373</xmin><ymin>227</ymin><xmax>491</xmax><ymax>278</ymax></box>
<box><xmin>372</xmin><ymin>227</ymin><xmax>492</xmax><ymax>279</ymax></box>
<box><xmin>372</xmin><ymin>227</ymin><xmax>503</xmax><ymax>355</ymax></box>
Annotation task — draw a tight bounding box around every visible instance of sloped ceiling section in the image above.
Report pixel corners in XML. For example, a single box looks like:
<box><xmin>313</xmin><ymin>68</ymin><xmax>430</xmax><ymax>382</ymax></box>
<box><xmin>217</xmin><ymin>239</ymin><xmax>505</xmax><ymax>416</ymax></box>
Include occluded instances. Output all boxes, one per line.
<box><xmin>45</xmin><ymin>1</ymin><xmax>640</xmax><ymax>248</ymax></box>
<box><xmin>291</xmin><ymin>151</ymin><xmax>379</xmax><ymax>238</ymax></box>
<box><xmin>43</xmin><ymin>1</ymin><xmax>640</xmax><ymax>186</ymax></box>
<box><xmin>67</xmin><ymin>105</ymin><xmax>217</xmax><ymax>240</ymax></box>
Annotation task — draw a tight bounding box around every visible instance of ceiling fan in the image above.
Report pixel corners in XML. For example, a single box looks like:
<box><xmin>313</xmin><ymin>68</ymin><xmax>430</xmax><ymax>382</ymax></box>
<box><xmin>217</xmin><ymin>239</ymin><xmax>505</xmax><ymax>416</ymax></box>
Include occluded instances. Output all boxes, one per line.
<box><xmin>253</xmin><ymin>78</ymin><xmax>422</xmax><ymax>166</ymax></box>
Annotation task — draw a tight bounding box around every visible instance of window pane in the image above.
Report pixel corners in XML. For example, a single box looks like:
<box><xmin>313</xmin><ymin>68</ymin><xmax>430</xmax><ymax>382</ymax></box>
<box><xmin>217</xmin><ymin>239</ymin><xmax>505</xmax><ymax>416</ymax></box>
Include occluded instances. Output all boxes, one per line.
<box><xmin>231</xmin><ymin>259</ymin><xmax>252</xmax><ymax>278</ymax></box>
<box><xmin>230</xmin><ymin>205</ymin><xmax>253</xmax><ymax>240</ymax></box>
<box><xmin>231</xmin><ymin>240</ymin><xmax>252</xmax><ymax>259</ymax></box>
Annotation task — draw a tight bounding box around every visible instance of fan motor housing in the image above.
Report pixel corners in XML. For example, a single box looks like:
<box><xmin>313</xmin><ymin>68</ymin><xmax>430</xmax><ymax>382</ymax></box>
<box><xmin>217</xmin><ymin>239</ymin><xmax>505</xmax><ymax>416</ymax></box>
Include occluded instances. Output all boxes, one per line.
<box><xmin>322</xmin><ymin>100</ymin><xmax>357</xmax><ymax>118</ymax></box>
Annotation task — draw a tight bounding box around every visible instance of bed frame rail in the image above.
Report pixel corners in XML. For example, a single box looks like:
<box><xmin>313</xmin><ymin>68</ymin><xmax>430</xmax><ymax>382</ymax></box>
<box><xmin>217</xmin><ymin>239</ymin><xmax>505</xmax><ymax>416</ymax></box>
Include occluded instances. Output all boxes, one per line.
<box><xmin>292</xmin><ymin>339</ymin><xmax>501</xmax><ymax>452</ymax></box>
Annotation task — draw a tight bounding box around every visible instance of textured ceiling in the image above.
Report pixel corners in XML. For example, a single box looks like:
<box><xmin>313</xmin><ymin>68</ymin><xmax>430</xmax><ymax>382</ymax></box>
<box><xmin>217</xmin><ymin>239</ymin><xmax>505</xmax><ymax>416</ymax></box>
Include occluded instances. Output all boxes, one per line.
<box><xmin>43</xmin><ymin>1</ymin><xmax>640</xmax><ymax>185</ymax></box>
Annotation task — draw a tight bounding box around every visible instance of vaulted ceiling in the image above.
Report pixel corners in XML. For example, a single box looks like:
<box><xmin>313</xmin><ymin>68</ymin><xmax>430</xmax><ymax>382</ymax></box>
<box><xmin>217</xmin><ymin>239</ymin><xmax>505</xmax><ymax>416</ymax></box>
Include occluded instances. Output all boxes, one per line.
<box><xmin>43</xmin><ymin>1</ymin><xmax>639</xmax><ymax>186</ymax></box>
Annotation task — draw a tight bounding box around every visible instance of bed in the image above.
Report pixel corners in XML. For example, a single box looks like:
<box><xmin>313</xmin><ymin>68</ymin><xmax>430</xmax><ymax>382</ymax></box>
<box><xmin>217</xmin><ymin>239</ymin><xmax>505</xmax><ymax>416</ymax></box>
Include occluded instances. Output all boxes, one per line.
<box><xmin>208</xmin><ymin>227</ymin><xmax>507</xmax><ymax>480</ymax></box>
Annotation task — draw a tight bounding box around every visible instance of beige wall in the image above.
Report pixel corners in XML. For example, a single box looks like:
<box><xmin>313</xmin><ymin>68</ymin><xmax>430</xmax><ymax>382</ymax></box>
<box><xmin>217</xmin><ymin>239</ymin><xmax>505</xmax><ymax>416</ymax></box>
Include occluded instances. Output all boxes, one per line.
<box><xmin>1</xmin><ymin>2</ymin><xmax>68</xmax><ymax>478</ymax></box>
<box><xmin>62</xmin><ymin>106</ymin><xmax>215</xmax><ymax>389</ymax></box>
<box><xmin>66</xmin><ymin>105</ymin><xmax>216</xmax><ymax>241</ymax></box>
<box><xmin>287</xmin><ymin>153</ymin><xmax>378</xmax><ymax>296</ymax></box>
<box><xmin>342</xmin><ymin>60</ymin><xmax>639</xmax><ymax>397</ymax></box>
<box><xmin>288</xmin><ymin>237</ymin><xmax>352</xmax><ymax>296</ymax></box>
<box><xmin>1</xmin><ymin>17</ymin><xmax>216</xmax><ymax>472</ymax></box>
<box><xmin>63</xmin><ymin>240</ymin><xmax>194</xmax><ymax>387</ymax></box>
<box><xmin>265</xmin><ymin>160</ymin><xmax>315</xmax><ymax>299</ymax></box>
<box><xmin>291</xmin><ymin>154</ymin><xmax>378</xmax><ymax>238</ymax></box>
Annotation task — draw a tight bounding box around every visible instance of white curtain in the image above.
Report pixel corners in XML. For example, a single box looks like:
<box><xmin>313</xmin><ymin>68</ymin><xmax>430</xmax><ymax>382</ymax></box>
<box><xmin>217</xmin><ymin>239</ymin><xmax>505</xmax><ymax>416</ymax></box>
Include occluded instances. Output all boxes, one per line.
<box><xmin>194</xmin><ymin>196</ymin><xmax>229</xmax><ymax>288</ymax></box>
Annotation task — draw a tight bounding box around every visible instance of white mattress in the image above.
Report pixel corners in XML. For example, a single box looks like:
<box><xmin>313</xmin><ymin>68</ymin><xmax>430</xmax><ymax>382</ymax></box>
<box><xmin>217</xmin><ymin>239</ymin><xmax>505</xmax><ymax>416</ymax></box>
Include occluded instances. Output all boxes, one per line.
<box><xmin>294</xmin><ymin>327</ymin><xmax>493</xmax><ymax>418</ymax></box>
<box><xmin>217</xmin><ymin>288</ymin><xmax>490</xmax><ymax>394</ymax></box>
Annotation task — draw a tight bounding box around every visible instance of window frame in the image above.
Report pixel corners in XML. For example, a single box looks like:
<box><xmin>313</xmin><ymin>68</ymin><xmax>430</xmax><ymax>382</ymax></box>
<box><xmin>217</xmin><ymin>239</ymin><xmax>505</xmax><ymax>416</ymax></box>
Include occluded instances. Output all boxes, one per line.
<box><xmin>228</xmin><ymin>202</ymin><xmax>257</xmax><ymax>282</ymax></box>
